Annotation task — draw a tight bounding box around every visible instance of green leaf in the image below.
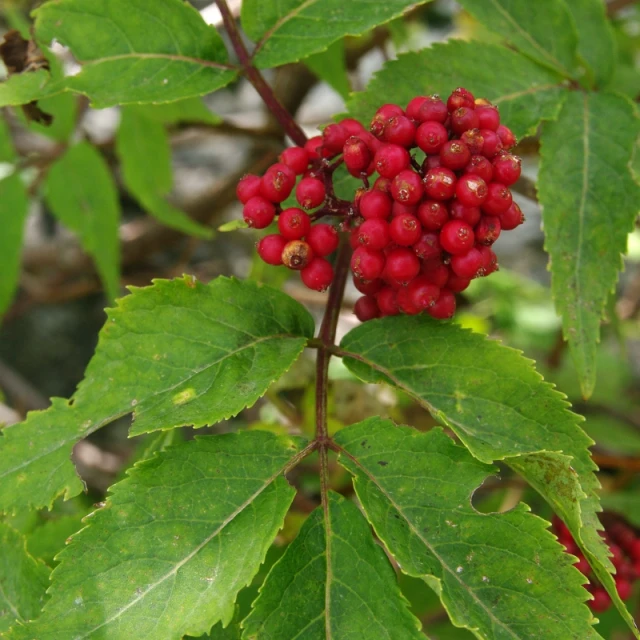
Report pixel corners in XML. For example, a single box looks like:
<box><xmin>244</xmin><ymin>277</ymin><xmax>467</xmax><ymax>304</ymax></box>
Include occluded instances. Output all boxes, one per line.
<box><xmin>0</xmin><ymin>523</ymin><xmax>50</xmax><ymax>634</ymax></box>
<box><xmin>131</xmin><ymin>98</ymin><xmax>222</xmax><ymax>126</ymax></box>
<box><xmin>564</xmin><ymin>0</ymin><xmax>616</xmax><ymax>88</ymax></box>
<box><xmin>0</xmin><ymin>174</ymin><xmax>29</xmax><ymax>317</ymax></box>
<box><xmin>116</xmin><ymin>107</ymin><xmax>212</xmax><ymax>238</ymax></box>
<box><xmin>243</xmin><ymin>0</ymin><xmax>432</xmax><ymax>69</ymax></box>
<box><xmin>8</xmin><ymin>431</ymin><xmax>302</xmax><ymax>640</ymax></box>
<box><xmin>44</xmin><ymin>141</ymin><xmax>121</xmax><ymax>303</ymax></box>
<box><xmin>303</xmin><ymin>39</ymin><xmax>351</xmax><ymax>101</ymax></box>
<box><xmin>243</xmin><ymin>491</ymin><xmax>423</xmax><ymax>639</ymax></box>
<box><xmin>455</xmin><ymin>0</ymin><xmax>579</xmax><ymax>79</ymax></box>
<box><xmin>346</xmin><ymin>41</ymin><xmax>566</xmax><ymax>140</ymax></box>
<box><xmin>0</xmin><ymin>71</ymin><xmax>60</xmax><ymax>108</ymax></box>
<box><xmin>0</xmin><ymin>277</ymin><xmax>314</xmax><ymax>512</ymax></box>
<box><xmin>218</xmin><ymin>219</ymin><xmax>249</xmax><ymax>232</ymax></box>
<box><xmin>334</xmin><ymin>419</ymin><xmax>601</xmax><ymax>639</ymax></box>
<box><xmin>537</xmin><ymin>91</ymin><xmax>640</xmax><ymax>399</ymax></box>
<box><xmin>338</xmin><ymin>315</ymin><xmax>639</xmax><ymax>636</ymax></box>
<box><xmin>26</xmin><ymin>514</ymin><xmax>86</xmax><ymax>567</ymax></box>
<box><xmin>0</xmin><ymin>116</ymin><xmax>16</xmax><ymax>162</ymax></box>
<box><xmin>601</xmin><ymin>492</ymin><xmax>640</xmax><ymax>528</ymax></box>
<box><xmin>33</xmin><ymin>0</ymin><xmax>237</xmax><ymax>107</ymax></box>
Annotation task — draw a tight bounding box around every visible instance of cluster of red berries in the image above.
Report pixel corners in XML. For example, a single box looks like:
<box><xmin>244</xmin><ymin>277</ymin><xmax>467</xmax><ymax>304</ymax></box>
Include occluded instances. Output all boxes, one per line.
<box><xmin>553</xmin><ymin>516</ymin><xmax>639</xmax><ymax>613</ymax></box>
<box><xmin>236</xmin><ymin>87</ymin><xmax>524</xmax><ymax>321</ymax></box>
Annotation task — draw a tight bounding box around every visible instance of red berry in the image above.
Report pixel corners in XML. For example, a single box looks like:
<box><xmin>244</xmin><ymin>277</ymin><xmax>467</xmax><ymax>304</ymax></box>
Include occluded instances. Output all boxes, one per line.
<box><xmin>440</xmin><ymin>140</ymin><xmax>472</xmax><ymax>171</ymax></box>
<box><xmin>370</xmin><ymin>104</ymin><xmax>404</xmax><ymax>137</ymax></box>
<box><xmin>279</xmin><ymin>147</ymin><xmax>310</xmax><ymax>175</ymax></box>
<box><xmin>475</xmin><ymin>216</ymin><xmax>501</xmax><ymax>245</ymax></box>
<box><xmin>360</xmin><ymin>189</ymin><xmax>392</xmax><ymax>219</ymax></box>
<box><xmin>390</xmin><ymin>214</ymin><xmax>421</xmax><ymax>246</ymax></box>
<box><xmin>450</xmin><ymin>199</ymin><xmax>482</xmax><ymax>226</ymax></box>
<box><xmin>610</xmin><ymin>544</ymin><xmax>625</xmax><ymax>571</ymax></box>
<box><xmin>391</xmin><ymin>201</ymin><xmax>417</xmax><ymax>217</ymax></box>
<box><xmin>339</xmin><ymin>118</ymin><xmax>367</xmax><ymax>137</ymax></box>
<box><xmin>447</xmin><ymin>271</ymin><xmax>471</xmax><ymax>293</ymax></box>
<box><xmin>499</xmin><ymin>201</ymin><xmax>525</xmax><ymax>230</ymax></box>
<box><xmin>282</xmin><ymin>240</ymin><xmax>315</xmax><ymax>270</ymax></box>
<box><xmin>260</xmin><ymin>163</ymin><xmax>296</xmax><ymax>203</ymax></box>
<box><xmin>374</xmin><ymin>144</ymin><xmax>411</xmax><ymax>178</ymax></box>
<box><xmin>457</xmin><ymin>129</ymin><xmax>482</xmax><ymax>156</ymax></box>
<box><xmin>479</xmin><ymin>246</ymin><xmax>498</xmax><ymax>275</ymax></box>
<box><xmin>451</xmin><ymin>107</ymin><xmax>480</xmax><ymax>135</ymax></box>
<box><xmin>406</xmin><ymin>96</ymin><xmax>429</xmax><ymax>120</ymax></box>
<box><xmin>616</xmin><ymin>578</ymin><xmax>633</xmax><ymax>601</ymax></box>
<box><xmin>343</xmin><ymin>136</ymin><xmax>373</xmax><ymax>176</ymax></box>
<box><xmin>296</xmin><ymin>177</ymin><xmax>326</xmax><ymax>209</ymax></box>
<box><xmin>243</xmin><ymin>196</ymin><xmax>276</xmax><ymax>229</ymax></box>
<box><xmin>482</xmin><ymin>182</ymin><xmax>512</xmax><ymax>215</ymax></box>
<box><xmin>447</xmin><ymin>87</ymin><xmax>475</xmax><ymax>112</ymax></box>
<box><xmin>356</xmin><ymin>219</ymin><xmax>391</xmax><ymax>250</ymax></box>
<box><xmin>408</xmin><ymin>276</ymin><xmax>440</xmax><ymax>310</ymax></box>
<box><xmin>257</xmin><ymin>234</ymin><xmax>287</xmax><ymax>265</ymax></box>
<box><xmin>465</xmin><ymin>155</ymin><xmax>494</xmax><ymax>183</ymax></box>
<box><xmin>456</xmin><ymin>174</ymin><xmax>488</xmax><ymax>207</ymax></box>
<box><xmin>424</xmin><ymin>167</ymin><xmax>457</xmax><ymax>201</ymax></box>
<box><xmin>475</xmin><ymin>105</ymin><xmax>500</xmax><ymax>131</ymax></box>
<box><xmin>383</xmin><ymin>115</ymin><xmax>416</xmax><ymax>147</ymax></box>
<box><xmin>451</xmin><ymin>247</ymin><xmax>484</xmax><ymax>279</ymax></box>
<box><xmin>497</xmin><ymin>124</ymin><xmax>517</xmax><ymax>149</ymax></box>
<box><xmin>589</xmin><ymin>589</ymin><xmax>611</xmax><ymax>613</ymax></box>
<box><xmin>354</xmin><ymin>295</ymin><xmax>380</xmax><ymax>321</ymax></box>
<box><xmin>574</xmin><ymin>553</ymin><xmax>591</xmax><ymax>576</ymax></box>
<box><xmin>354</xmin><ymin>277</ymin><xmax>383</xmax><ymax>295</ymax></box>
<box><xmin>390</xmin><ymin>170</ymin><xmax>423</xmax><ymax>205</ymax></box>
<box><xmin>492</xmin><ymin>152</ymin><xmax>522</xmax><ymax>186</ymax></box>
<box><xmin>416</xmin><ymin>95</ymin><xmax>448</xmax><ymax>123</ymax></box>
<box><xmin>376</xmin><ymin>287</ymin><xmax>399</xmax><ymax>316</ymax></box>
<box><xmin>415</xmin><ymin>121</ymin><xmax>448</xmax><ymax>154</ymax></box>
<box><xmin>440</xmin><ymin>220</ymin><xmax>475</xmax><ymax>255</ymax></box>
<box><xmin>373</xmin><ymin>176</ymin><xmax>392</xmax><ymax>193</ymax></box>
<box><xmin>610</xmin><ymin>522</ymin><xmax>636</xmax><ymax>551</ymax></box>
<box><xmin>237</xmin><ymin>174</ymin><xmax>262</xmax><ymax>203</ymax></box>
<box><xmin>322</xmin><ymin>123</ymin><xmax>349</xmax><ymax>153</ymax></box>
<box><xmin>427</xmin><ymin>289</ymin><xmax>456</xmax><ymax>319</ymax></box>
<box><xmin>301</xmin><ymin>257</ymin><xmax>334</xmax><ymax>291</ymax></box>
<box><xmin>384</xmin><ymin>247</ymin><xmax>420</xmax><ymax>284</ymax></box>
<box><xmin>396</xmin><ymin>286</ymin><xmax>421</xmax><ymax>315</ymax></box>
<box><xmin>351</xmin><ymin>246</ymin><xmax>386</xmax><ymax>280</ymax></box>
<box><xmin>422</xmin><ymin>155</ymin><xmax>442</xmax><ymax>171</ymax></box>
<box><xmin>413</xmin><ymin>231</ymin><xmax>442</xmax><ymax>261</ymax></box>
<box><xmin>304</xmin><ymin>135</ymin><xmax>323</xmax><ymax>161</ymax></box>
<box><xmin>629</xmin><ymin>539</ymin><xmax>640</xmax><ymax>562</ymax></box>
<box><xmin>480</xmin><ymin>129</ymin><xmax>503</xmax><ymax>158</ymax></box>
<box><xmin>417</xmin><ymin>200</ymin><xmax>449</xmax><ymax>231</ymax></box>
<box><xmin>278</xmin><ymin>207</ymin><xmax>311</xmax><ymax>240</ymax></box>
<box><xmin>307</xmin><ymin>224</ymin><xmax>339</xmax><ymax>256</ymax></box>
<box><xmin>423</xmin><ymin>259</ymin><xmax>450</xmax><ymax>287</ymax></box>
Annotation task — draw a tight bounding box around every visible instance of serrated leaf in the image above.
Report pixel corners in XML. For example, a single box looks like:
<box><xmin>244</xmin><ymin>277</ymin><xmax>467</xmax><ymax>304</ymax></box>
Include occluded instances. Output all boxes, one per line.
<box><xmin>0</xmin><ymin>71</ymin><xmax>60</xmax><ymax>108</ymax></box>
<box><xmin>0</xmin><ymin>277</ymin><xmax>314</xmax><ymax>512</ymax></box>
<box><xmin>0</xmin><ymin>523</ymin><xmax>50</xmax><ymax>633</ymax></box>
<box><xmin>0</xmin><ymin>174</ymin><xmax>29</xmax><ymax>317</ymax></box>
<box><xmin>116</xmin><ymin>107</ymin><xmax>212</xmax><ymax>238</ymax></box>
<box><xmin>243</xmin><ymin>491</ymin><xmax>423</xmax><ymax>639</ymax></box>
<box><xmin>565</xmin><ymin>0</ymin><xmax>616</xmax><ymax>88</ymax></box>
<box><xmin>26</xmin><ymin>514</ymin><xmax>87</xmax><ymax>567</ymax></box>
<box><xmin>44</xmin><ymin>141</ymin><xmax>121</xmax><ymax>303</ymax></box>
<box><xmin>338</xmin><ymin>315</ymin><xmax>639</xmax><ymax>636</ymax></box>
<box><xmin>334</xmin><ymin>419</ymin><xmax>600</xmax><ymax>639</ymax></box>
<box><xmin>456</xmin><ymin>0</ymin><xmax>578</xmax><ymax>79</ymax></box>
<box><xmin>538</xmin><ymin>91</ymin><xmax>640</xmax><ymax>399</ymax></box>
<box><xmin>346</xmin><ymin>41</ymin><xmax>566</xmax><ymax>140</ymax></box>
<box><xmin>244</xmin><ymin>0</ymin><xmax>432</xmax><ymax>69</ymax></box>
<box><xmin>303</xmin><ymin>39</ymin><xmax>350</xmax><ymax>100</ymax></box>
<box><xmin>7</xmin><ymin>431</ymin><xmax>303</xmax><ymax>640</ymax></box>
<box><xmin>33</xmin><ymin>0</ymin><xmax>237</xmax><ymax>107</ymax></box>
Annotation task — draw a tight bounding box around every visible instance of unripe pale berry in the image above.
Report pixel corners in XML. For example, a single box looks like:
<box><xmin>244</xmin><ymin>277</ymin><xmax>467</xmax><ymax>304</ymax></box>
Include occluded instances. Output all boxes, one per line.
<box><xmin>282</xmin><ymin>240</ymin><xmax>315</xmax><ymax>270</ymax></box>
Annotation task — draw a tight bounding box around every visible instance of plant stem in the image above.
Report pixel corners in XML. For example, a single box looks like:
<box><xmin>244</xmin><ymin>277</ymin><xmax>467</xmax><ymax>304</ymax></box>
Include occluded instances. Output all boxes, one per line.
<box><xmin>215</xmin><ymin>0</ymin><xmax>308</xmax><ymax>147</ymax></box>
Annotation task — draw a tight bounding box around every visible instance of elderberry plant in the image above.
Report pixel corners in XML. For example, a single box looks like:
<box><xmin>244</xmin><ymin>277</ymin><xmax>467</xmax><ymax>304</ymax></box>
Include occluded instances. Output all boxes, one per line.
<box><xmin>0</xmin><ymin>1</ymin><xmax>639</xmax><ymax>639</ymax></box>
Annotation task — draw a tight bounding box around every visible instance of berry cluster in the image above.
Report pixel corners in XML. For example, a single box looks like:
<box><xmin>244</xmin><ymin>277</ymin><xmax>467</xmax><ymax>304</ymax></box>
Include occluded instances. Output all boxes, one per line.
<box><xmin>553</xmin><ymin>516</ymin><xmax>639</xmax><ymax>612</ymax></box>
<box><xmin>236</xmin><ymin>87</ymin><xmax>524</xmax><ymax>321</ymax></box>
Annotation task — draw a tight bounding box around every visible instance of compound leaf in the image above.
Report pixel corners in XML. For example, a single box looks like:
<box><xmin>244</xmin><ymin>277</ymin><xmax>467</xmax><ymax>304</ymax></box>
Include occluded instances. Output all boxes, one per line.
<box><xmin>334</xmin><ymin>419</ymin><xmax>600</xmax><ymax>640</ymax></box>
<box><xmin>44</xmin><ymin>141</ymin><xmax>121</xmax><ymax>303</ymax></box>
<box><xmin>0</xmin><ymin>277</ymin><xmax>314</xmax><ymax>512</ymax></box>
<box><xmin>7</xmin><ymin>431</ymin><xmax>302</xmax><ymax>640</ymax></box>
<box><xmin>538</xmin><ymin>91</ymin><xmax>640</xmax><ymax>399</ymax></box>
<box><xmin>116</xmin><ymin>107</ymin><xmax>211</xmax><ymax>238</ymax></box>
<box><xmin>346</xmin><ymin>41</ymin><xmax>566</xmax><ymax>139</ymax></box>
<box><xmin>34</xmin><ymin>0</ymin><xmax>237</xmax><ymax>107</ymax></box>
<box><xmin>243</xmin><ymin>0</ymin><xmax>432</xmax><ymax>69</ymax></box>
<box><xmin>243</xmin><ymin>491</ymin><xmax>423</xmax><ymax>639</ymax></box>
<box><xmin>456</xmin><ymin>0</ymin><xmax>579</xmax><ymax>79</ymax></box>
<box><xmin>0</xmin><ymin>523</ymin><xmax>50</xmax><ymax>634</ymax></box>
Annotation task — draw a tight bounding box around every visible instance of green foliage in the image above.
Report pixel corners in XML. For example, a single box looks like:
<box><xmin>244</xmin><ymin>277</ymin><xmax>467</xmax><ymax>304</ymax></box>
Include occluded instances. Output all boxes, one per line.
<box><xmin>33</xmin><ymin>0</ymin><xmax>237</xmax><ymax>107</ymax></box>
<box><xmin>303</xmin><ymin>39</ymin><xmax>351</xmax><ymax>100</ymax></box>
<box><xmin>538</xmin><ymin>91</ymin><xmax>640</xmax><ymax>399</ymax></box>
<box><xmin>243</xmin><ymin>0</ymin><xmax>432</xmax><ymax>69</ymax></box>
<box><xmin>346</xmin><ymin>41</ymin><xmax>567</xmax><ymax>139</ymax></box>
<box><xmin>244</xmin><ymin>491</ymin><xmax>423</xmax><ymax>639</ymax></box>
<box><xmin>0</xmin><ymin>71</ymin><xmax>59</xmax><ymax>108</ymax></box>
<box><xmin>0</xmin><ymin>523</ymin><xmax>49</xmax><ymax>634</ymax></box>
<box><xmin>335</xmin><ymin>419</ymin><xmax>600</xmax><ymax>639</ymax></box>
<box><xmin>44</xmin><ymin>142</ymin><xmax>121</xmax><ymax>302</ymax></box>
<box><xmin>7</xmin><ymin>431</ymin><xmax>303</xmax><ymax>639</ymax></box>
